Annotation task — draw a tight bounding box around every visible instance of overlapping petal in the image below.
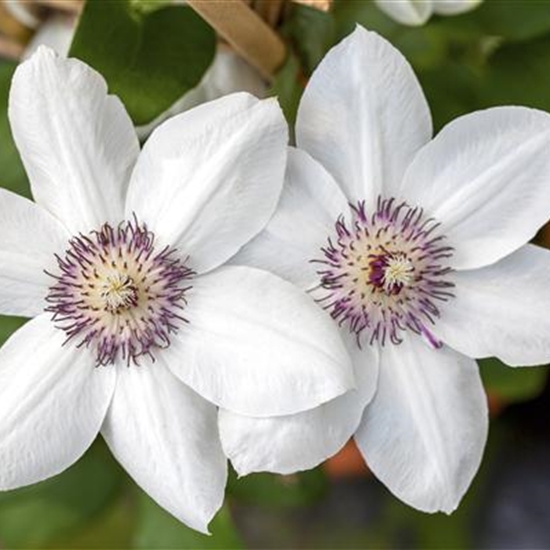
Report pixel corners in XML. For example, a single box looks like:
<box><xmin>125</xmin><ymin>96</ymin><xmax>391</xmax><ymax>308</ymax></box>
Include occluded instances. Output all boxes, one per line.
<box><xmin>433</xmin><ymin>244</ymin><xmax>550</xmax><ymax>366</ymax></box>
<box><xmin>219</xmin><ymin>340</ymin><xmax>378</xmax><ymax>475</ymax></box>
<box><xmin>164</xmin><ymin>265</ymin><xmax>354</xmax><ymax>417</ymax></box>
<box><xmin>8</xmin><ymin>46</ymin><xmax>139</xmax><ymax>233</ymax></box>
<box><xmin>296</xmin><ymin>26</ymin><xmax>432</xmax><ymax>205</ymax></box>
<box><xmin>230</xmin><ymin>147</ymin><xmax>350</xmax><ymax>290</ymax></box>
<box><xmin>0</xmin><ymin>189</ymin><xmax>69</xmax><ymax>317</ymax></box>
<box><xmin>125</xmin><ymin>93</ymin><xmax>288</xmax><ymax>274</ymax></box>
<box><xmin>400</xmin><ymin>107</ymin><xmax>550</xmax><ymax>270</ymax></box>
<box><xmin>101</xmin><ymin>359</ymin><xmax>227</xmax><ymax>534</ymax></box>
<box><xmin>0</xmin><ymin>315</ymin><xmax>115</xmax><ymax>490</ymax></box>
<box><xmin>355</xmin><ymin>334</ymin><xmax>488</xmax><ymax>513</ymax></box>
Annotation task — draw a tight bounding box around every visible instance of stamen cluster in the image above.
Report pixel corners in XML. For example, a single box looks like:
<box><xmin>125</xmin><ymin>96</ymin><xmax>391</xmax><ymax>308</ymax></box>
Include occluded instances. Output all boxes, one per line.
<box><xmin>45</xmin><ymin>218</ymin><xmax>193</xmax><ymax>365</ymax></box>
<box><xmin>315</xmin><ymin>197</ymin><xmax>455</xmax><ymax>347</ymax></box>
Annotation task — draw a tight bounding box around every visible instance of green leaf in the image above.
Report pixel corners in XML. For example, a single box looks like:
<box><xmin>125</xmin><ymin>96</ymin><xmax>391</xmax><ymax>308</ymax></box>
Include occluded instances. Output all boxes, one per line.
<box><xmin>134</xmin><ymin>492</ymin><xmax>243</xmax><ymax>549</ymax></box>
<box><xmin>0</xmin><ymin>62</ymin><xmax>30</xmax><ymax>198</ymax></box>
<box><xmin>418</xmin><ymin>60</ymin><xmax>482</xmax><ymax>131</ymax></box>
<box><xmin>0</xmin><ymin>440</ymin><xmax>123</xmax><ymax>549</ymax></box>
<box><xmin>70</xmin><ymin>0</ymin><xmax>216</xmax><ymax>125</ymax></box>
<box><xmin>227</xmin><ymin>468</ymin><xmax>327</xmax><ymax>508</ymax></box>
<box><xmin>479</xmin><ymin>358</ymin><xmax>548</xmax><ymax>403</ymax></box>
<box><xmin>283</xmin><ymin>4</ymin><xmax>336</xmax><ymax>75</ymax></box>
<box><xmin>270</xmin><ymin>53</ymin><xmax>304</xmax><ymax>129</ymax></box>
<box><xmin>0</xmin><ymin>316</ymin><xmax>27</xmax><ymax>346</ymax></box>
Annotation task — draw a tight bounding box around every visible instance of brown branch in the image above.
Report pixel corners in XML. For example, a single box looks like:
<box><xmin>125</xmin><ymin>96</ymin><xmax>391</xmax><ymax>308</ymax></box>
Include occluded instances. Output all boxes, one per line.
<box><xmin>29</xmin><ymin>0</ymin><xmax>82</xmax><ymax>14</ymax></box>
<box><xmin>0</xmin><ymin>2</ymin><xmax>33</xmax><ymax>43</ymax></box>
<box><xmin>253</xmin><ymin>0</ymin><xmax>285</xmax><ymax>27</ymax></box>
<box><xmin>0</xmin><ymin>35</ymin><xmax>24</xmax><ymax>60</ymax></box>
<box><xmin>187</xmin><ymin>0</ymin><xmax>286</xmax><ymax>81</ymax></box>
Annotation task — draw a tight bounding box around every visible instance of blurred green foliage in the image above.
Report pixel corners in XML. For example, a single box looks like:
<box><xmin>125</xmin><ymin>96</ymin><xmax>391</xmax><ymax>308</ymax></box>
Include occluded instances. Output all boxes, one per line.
<box><xmin>0</xmin><ymin>441</ymin><xmax>121</xmax><ymax>549</ymax></box>
<box><xmin>479</xmin><ymin>358</ymin><xmax>548</xmax><ymax>401</ymax></box>
<box><xmin>134</xmin><ymin>494</ymin><xmax>243</xmax><ymax>549</ymax></box>
<box><xmin>1</xmin><ymin>0</ymin><xmax>550</xmax><ymax>547</ymax></box>
<box><xmin>226</xmin><ymin>467</ymin><xmax>327</xmax><ymax>509</ymax></box>
<box><xmin>0</xmin><ymin>316</ymin><xmax>26</xmax><ymax>346</ymax></box>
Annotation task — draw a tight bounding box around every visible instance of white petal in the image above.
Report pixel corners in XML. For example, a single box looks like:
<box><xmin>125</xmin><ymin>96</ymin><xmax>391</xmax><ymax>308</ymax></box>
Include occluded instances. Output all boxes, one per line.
<box><xmin>400</xmin><ymin>107</ymin><xmax>550</xmax><ymax>270</ymax></box>
<box><xmin>126</xmin><ymin>93</ymin><xmax>288</xmax><ymax>274</ymax></box>
<box><xmin>375</xmin><ymin>0</ymin><xmax>433</xmax><ymax>25</ymax></box>
<box><xmin>219</xmin><ymin>338</ymin><xmax>379</xmax><ymax>475</ymax></box>
<box><xmin>165</xmin><ymin>265</ymin><xmax>354</xmax><ymax>417</ymax></box>
<box><xmin>355</xmin><ymin>334</ymin><xmax>488</xmax><ymax>513</ymax></box>
<box><xmin>0</xmin><ymin>314</ymin><xmax>115</xmax><ymax>490</ymax></box>
<box><xmin>433</xmin><ymin>244</ymin><xmax>550</xmax><ymax>366</ymax></box>
<box><xmin>135</xmin><ymin>49</ymin><xmax>267</xmax><ymax>140</ymax></box>
<box><xmin>230</xmin><ymin>147</ymin><xmax>351</xmax><ymax>290</ymax></box>
<box><xmin>0</xmin><ymin>190</ymin><xmax>69</xmax><ymax>317</ymax></box>
<box><xmin>101</xmin><ymin>359</ymin><xmax>227</xmax><ymax>534</ymax></box>
<box><xmin>433</xmin><ymin>0</ymin><xmax>483</xmax><ymax>15</ymax></box>
<box><xmin>9</xmin><ymin>46</ymin><xmax>139</xmax><ymax>233</ymax></box>
<box><xmin>296</xmin><ymin>25</ymin><xmax>432</xmax><ymax>204</ymax></box>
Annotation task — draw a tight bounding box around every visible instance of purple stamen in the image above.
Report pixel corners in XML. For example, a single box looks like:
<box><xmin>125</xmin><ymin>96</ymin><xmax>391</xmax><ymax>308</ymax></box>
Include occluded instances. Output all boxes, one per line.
<box><xmin>45</xmin><ymin>218</ymin><xmax>194</xmax><ymax>366</ymax></box>
<box><xmin>313</xmin><ymin>197</ymin><xmax>455</xmax><ymax>347</ymax></box>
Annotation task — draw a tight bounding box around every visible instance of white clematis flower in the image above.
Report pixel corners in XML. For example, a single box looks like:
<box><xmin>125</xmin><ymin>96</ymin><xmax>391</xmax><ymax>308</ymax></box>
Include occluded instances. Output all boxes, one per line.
<box><xmin>375</xmin><ymin>0</ymin><xmax>483</xmax><ymax>26</ymax></box>
<box><xmin>219</xmin><ymin>25</ymin><xmax>550</xmax><ymax>514</ymax></box>
<box><xmin>0</xmin><ymin>46</ymin><xmax>354</xmax><ymax>532</ymax></box>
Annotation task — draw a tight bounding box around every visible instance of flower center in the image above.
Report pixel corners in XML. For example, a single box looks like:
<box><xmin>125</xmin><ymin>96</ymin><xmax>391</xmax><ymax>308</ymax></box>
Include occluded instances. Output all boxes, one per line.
<box><xmin>100</xmin><ymin>273</ymin><xmax>138</xmax><ymax>313</ymax></box>
<box><xmin>368</xmin><ymin>252</ymin><xmax>414</xmax><ymax>294</ymax></box>
<box><xmin>314</xmin><ymin>197</ymin><xmax>455</xmax><ymax>348</ymax></box>
<box><xmin>45</xmin><ymin>218</ymin><xmax>193</xmax><ymax>366</ymax></box>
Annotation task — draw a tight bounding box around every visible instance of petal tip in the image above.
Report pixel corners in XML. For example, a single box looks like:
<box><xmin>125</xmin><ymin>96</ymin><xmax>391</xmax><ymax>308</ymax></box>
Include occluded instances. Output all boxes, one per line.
<box><xmin>234</xmin><ymin>466</ymin><xmax>252</xmax><ymax>478</ymax></box>
<box><xmin>260</xmin><ymin>96</ymin><xmax>288</xmax><ymax>134</ymax></box>
<box><xmin>27</xmin><ymin>44</ymin><xmax>58</xmax><ymax>64</ymax></box>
